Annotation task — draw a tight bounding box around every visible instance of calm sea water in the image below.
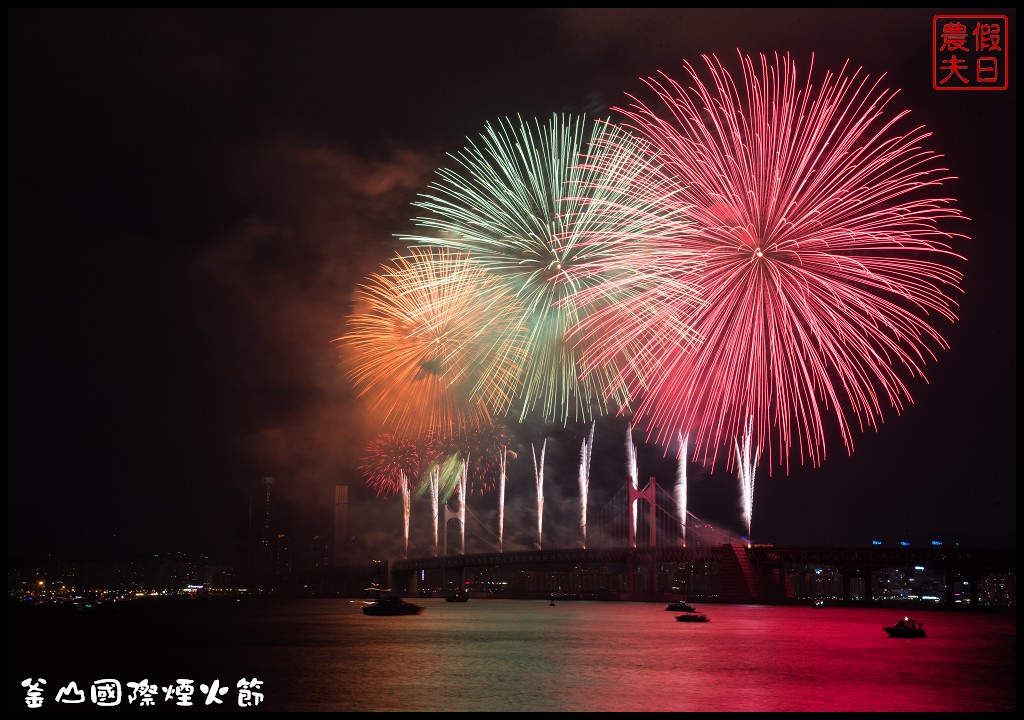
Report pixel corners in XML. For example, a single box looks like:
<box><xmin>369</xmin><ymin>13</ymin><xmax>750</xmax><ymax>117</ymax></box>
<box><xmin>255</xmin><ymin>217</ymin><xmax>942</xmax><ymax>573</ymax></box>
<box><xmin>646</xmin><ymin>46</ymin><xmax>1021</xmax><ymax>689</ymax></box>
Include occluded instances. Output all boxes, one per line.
<box><xmin>9</xmin><ymin>598</ymin><xmax>1016</xmax><ymax>712</ymax></box>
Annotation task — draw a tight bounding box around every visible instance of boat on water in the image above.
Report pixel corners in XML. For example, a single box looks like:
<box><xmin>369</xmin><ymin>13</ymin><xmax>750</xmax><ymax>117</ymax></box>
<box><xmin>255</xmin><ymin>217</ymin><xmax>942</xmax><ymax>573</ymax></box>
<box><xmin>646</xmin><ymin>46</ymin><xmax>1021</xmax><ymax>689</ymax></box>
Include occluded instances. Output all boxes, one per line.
<box><xmin>362</xmin><ymin>594</ymin><xmax>423</xmax><ymax>616</ymax></box>
<box><xmin>674</xmin><ymin>611</ymin><xmax>710</xmax><ymax>623</ymax></box>
<box><xmin>883</xmin><ymin>617</ymin><xmax>926</xmax><ymax>638</ymax></box>
<box><xmin>361</xmin><ymin>568</ymin><xmax>424</xmax><ymax>616</ymax></box>
<box><xmin>665</xmin><ymin>600</ymin><xmax>697</xmax><ymax>613</ymax></box>
<box><xmin>445</xmin><ymin>592</ymin><xmax>469</xmax><ymax>603</ymax></box>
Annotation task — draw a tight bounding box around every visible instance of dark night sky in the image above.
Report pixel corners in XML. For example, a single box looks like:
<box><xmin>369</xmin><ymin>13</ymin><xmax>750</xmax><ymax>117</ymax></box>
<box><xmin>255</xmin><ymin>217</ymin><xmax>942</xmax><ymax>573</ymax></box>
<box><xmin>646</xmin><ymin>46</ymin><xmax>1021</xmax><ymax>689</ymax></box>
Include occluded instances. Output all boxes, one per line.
<box><xmin>8</xmin><ymin>9</ymin><xmax>1016</xmax><ymax>564</ymax></box>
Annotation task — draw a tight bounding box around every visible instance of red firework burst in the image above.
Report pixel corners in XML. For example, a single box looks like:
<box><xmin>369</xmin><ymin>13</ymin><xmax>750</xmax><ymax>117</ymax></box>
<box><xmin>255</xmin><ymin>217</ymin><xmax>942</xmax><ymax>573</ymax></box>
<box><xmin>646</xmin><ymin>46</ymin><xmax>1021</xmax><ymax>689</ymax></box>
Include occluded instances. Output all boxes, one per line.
<box><xmin>575</xmin><ymin>51</ymin><xmax>969</xmax><ymax>473</ymax></box>
<box><xmin>361</xmin><ymin>432</ymin><xmax>444</xmax><ymax>498</ymax></box>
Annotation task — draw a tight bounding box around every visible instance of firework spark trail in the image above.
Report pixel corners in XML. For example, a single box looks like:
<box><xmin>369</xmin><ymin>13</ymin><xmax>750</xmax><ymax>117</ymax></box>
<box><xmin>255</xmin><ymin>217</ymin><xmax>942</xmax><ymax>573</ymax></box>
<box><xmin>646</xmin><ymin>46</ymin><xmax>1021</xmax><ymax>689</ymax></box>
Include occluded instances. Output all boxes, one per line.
<box><xmin>338</xmin><ymin>248</ymin><xmax>527</xmax><ymax>442</ymax></box>
<box><xmin>532</xmin><ymin>440</ymin><xmax>547</xmax><ymax>550</ymax></box>
<box><xmin>626</xmin><ymin>424</ymin><xmax>640</xmax><ymax>542</ymax></box>
<box><xmin>580</xmin><ymin>50</ymin><xmax>968</xmax><ymax>474</ymax></box>
<box><xmin>428</xmin><ymin>465</ymin><xmax>440</xmax><ymax>555</ymax></box>
<box><xmin>404</xmin><ymin>114</ymin><xmax>660</xmax><ymax>425</ymax></box>
<box><xmin>401</xmin><ymin>471</ymin><xmax>411</xmax><ymax>558</ymax></box>
<box><xmin>498</xmin><ymin>446</ymin><xmax>507</xmax><ymax>552</ymax></box>
<box><xmin>578</xmin><ymin>422</ymin><xmax>595</xmax><ymax>548</ymax></box>
<box><xmin>565</xmin><ymin>122</ymin><xmax>704</xmax><ymax>405</ymax></box>
<box><xmin>457</xmin><ymin>457</ymin><xmax>467</xmax><ymax>554</ymax></box>
<box><xmin>676</xmin><ymin>432</ymin><xmax>689</xmax><ymax>547</ymax></box>
<box><xmin>734</xmin><ymin>416</ymin><xmax>760</xmax><ymax>540</ymax></box>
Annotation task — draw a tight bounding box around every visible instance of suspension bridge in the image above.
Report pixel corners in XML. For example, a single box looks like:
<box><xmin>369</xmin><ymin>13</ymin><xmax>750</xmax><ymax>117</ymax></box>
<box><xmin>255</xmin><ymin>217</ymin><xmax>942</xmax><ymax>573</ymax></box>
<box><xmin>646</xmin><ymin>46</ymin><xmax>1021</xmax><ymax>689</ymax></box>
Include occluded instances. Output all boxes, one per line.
<box><xmin>374</xmin><ymin>475</ymin><xmax>1014</xmax><ymax>604</ymax></box>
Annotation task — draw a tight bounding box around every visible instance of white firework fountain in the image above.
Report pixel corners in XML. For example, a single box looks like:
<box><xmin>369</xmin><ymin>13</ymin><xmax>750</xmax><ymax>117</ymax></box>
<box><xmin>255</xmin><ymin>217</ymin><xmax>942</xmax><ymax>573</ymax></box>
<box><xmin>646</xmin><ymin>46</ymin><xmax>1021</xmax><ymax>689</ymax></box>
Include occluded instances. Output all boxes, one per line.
<box><xmin>401</xmin><ymin>470</ymin><xmax>411</xmax><ymax>559</ymax></box>
<box><xmin>579</xmin><ymin>422</ymin><xmax>595</xmax><ymax>549</ymax></box>
<box><xmin>428</xmin><ymin>465</ymin><xmax>440</xmax><ymax>555</ymax></box>
<box><xmin>676</xmin><ymin>431</ymin><xmax>689</xmax><ymax>547</ymax></box>
<box><xmin>532</xmin><ymin>440</ymin><xmax>546</xmax><ymax>550</ymax></box>
<box><xmin>457</xmin><ymin>456</ymin><xmax>467</xmax><ymax>555</ymax></box>
<box><xmin>498</xmin><ymin>446</ymin><xmax>507</xmax><ymax>553</ymax></box>
<box><xmin>626</xmin><ymin>424</ymin><xmax>638</xmax><ymax>545</ymax></box>
<box><xmin>734</xmin><ymin>416</ymin><xmax>760</xmax><ymax>543</ymax></box>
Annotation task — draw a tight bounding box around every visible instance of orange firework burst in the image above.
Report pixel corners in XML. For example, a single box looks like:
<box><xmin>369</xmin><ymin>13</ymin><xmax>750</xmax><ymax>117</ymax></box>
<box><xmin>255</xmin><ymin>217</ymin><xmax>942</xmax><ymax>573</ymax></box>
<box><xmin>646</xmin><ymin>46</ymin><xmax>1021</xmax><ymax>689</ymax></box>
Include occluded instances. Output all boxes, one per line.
<box><xmin>337</xmin><ymin>248</ymin><xmax>527</xmax><ymax>442</ymax></box>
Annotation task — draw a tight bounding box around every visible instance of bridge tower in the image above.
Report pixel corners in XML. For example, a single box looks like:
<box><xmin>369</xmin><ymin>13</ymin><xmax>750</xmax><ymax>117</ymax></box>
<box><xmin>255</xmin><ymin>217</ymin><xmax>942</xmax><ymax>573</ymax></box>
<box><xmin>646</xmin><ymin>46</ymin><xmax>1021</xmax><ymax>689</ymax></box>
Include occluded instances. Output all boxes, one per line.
<box><xmin>441</xmin><ymin>503</ymin><xmax>467</xmax><ymax>592</ymax></box>
<box><xmin>443</xmin><ymin>504</ymin><xmax>464</xmax><ymax>556</ymax></box>
<box><xmin>628</xmin><ymin>476</ymin><xmax>659</xmax><ymax>548</ymax></box>
<box><xmin>627</xmin><ymin>476</ymin><xmax>660</xmax><ymax>594</ymax></box>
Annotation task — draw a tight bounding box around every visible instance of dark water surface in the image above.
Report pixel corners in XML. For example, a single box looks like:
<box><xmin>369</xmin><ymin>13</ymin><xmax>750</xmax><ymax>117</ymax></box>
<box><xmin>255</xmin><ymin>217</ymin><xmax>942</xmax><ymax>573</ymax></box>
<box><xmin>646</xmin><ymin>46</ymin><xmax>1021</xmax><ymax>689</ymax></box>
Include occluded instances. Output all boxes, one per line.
<box><xmin>9</xmin><ymin>598</ymin><xmax>1016</xmax><ymax>712</ymax></box>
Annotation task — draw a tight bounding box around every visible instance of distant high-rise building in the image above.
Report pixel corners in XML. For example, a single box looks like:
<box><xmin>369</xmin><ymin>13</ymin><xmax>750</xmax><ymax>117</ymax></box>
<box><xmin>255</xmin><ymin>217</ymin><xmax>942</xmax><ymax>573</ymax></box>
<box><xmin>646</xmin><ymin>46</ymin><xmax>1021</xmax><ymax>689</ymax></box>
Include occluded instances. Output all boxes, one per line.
<box><xmin>260</xmin><ymin>477</ymin><xmax>274</xmax><ymax>580</ymax></box>
<box><xmin>261</xmin><ymin>477</ymin><xmax>274</xmax><ymax>552</ymax></box>
<box><xmin>978</xmin><ymin>573</ymin><xmax>1015</xmax><ymax>607</ymax></box>
<box><xmin>244</xmin><ymin>477</ymin><xmax>276</xmax><ymax>587</ymax></box>
<box><xmin>273</xmin><ymin>533</ymin><xmax>292</xmax><ymax>576</ymax></box>
<box><xmin>848</xmin><ymin>576</ymin><xmax>867</xmax><ymax>601</ymax></box>
<box><xmin>310</xmin><ymin>535</ymin><xmax>329</xmax><ymax>572</ymax></box>
<box><xmin>333</xmin><ymin>484</ymin><xmax>349</xmax><ymax>568</ymax></box>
